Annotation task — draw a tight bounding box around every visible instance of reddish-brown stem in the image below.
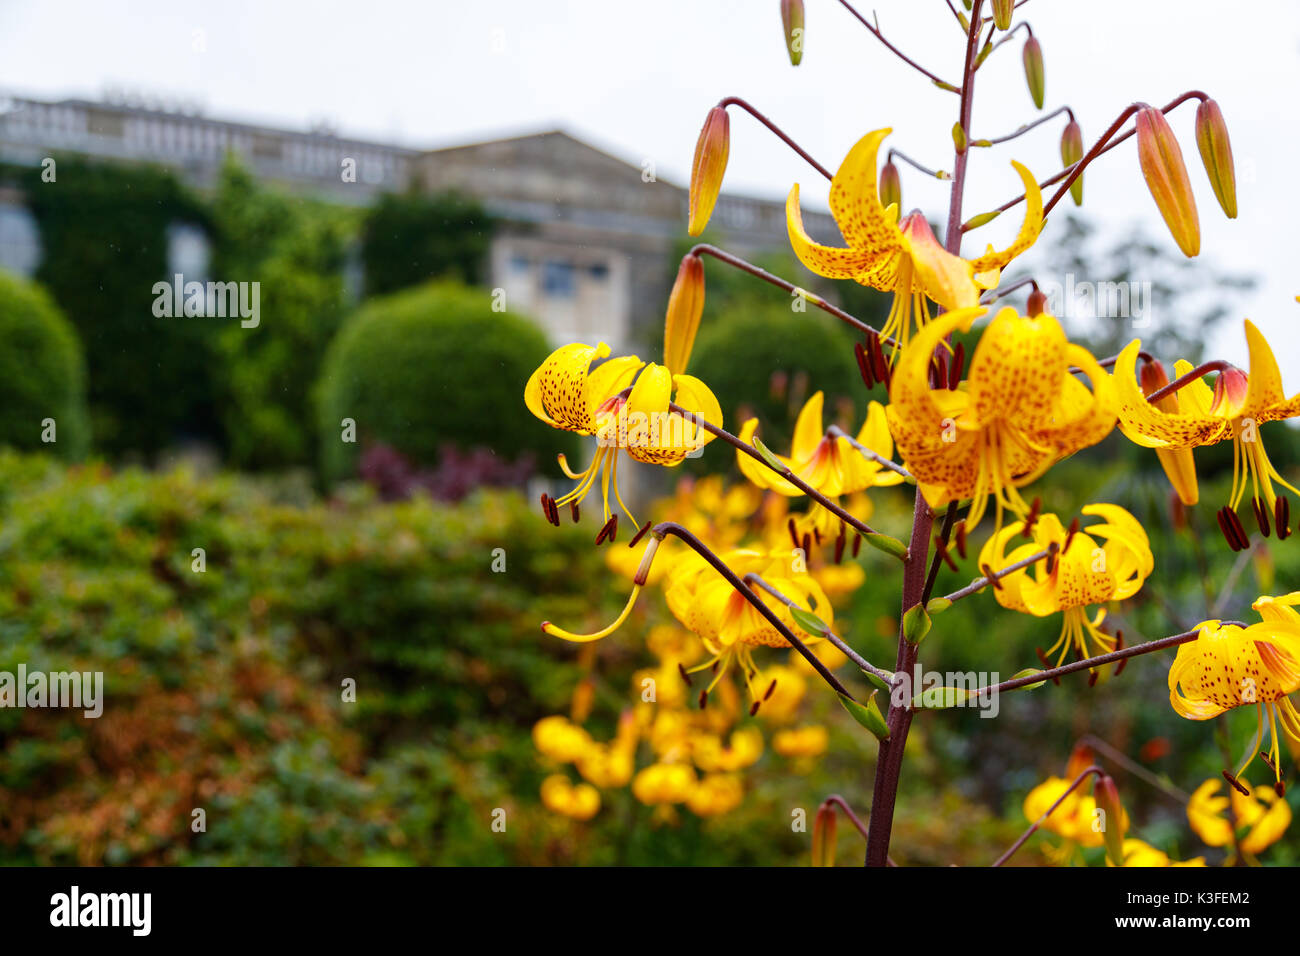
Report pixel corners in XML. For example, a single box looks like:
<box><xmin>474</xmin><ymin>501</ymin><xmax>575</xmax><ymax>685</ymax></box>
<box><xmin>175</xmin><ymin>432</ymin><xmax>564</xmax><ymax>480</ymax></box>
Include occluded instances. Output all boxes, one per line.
<box><xmin>835</xmin><ymin>0</ymin><xmax>959</xmax><ymax>90</ymax></box>
<box><xmin>937</xmin><ymin>544</ymin><xmax>1056</xmax><ymax>604</ymax></box>
<box><xmin>651</xmin><ymin>522</ymin><xmax>853</xmax><ymax>698</ymax></box>
<box><xmin>865</xmin><ymin>1</ymin><xmax>987</xmax><ymax>871</ymax></box>
<box><xmin>687</xmin><ymin>243</ymin><xmax>892</xmax><ymax>345</ymax></box>
<box><xmin>991</xmin><ymin>765</ymin><xmax>1103</xmax><ymax>866</ymax></box>
<box><xmin>887</xmin><ymin>148</ymin><xmax>951</xmax><ymax>181</ymax></box>
<box><xmin>717</xmin><ymin>97</ymin><xmax>833</xmax><ymax>181</ymax></box>
<box><xmin>1145</xmin><ymin>359</ymin><xmax>1238</xmax><ymax>404</ymax></box>
<box><xmin>977</xmin><ymin>105</ymin><xmax>1075</xmax><ymax>146</ymax></box>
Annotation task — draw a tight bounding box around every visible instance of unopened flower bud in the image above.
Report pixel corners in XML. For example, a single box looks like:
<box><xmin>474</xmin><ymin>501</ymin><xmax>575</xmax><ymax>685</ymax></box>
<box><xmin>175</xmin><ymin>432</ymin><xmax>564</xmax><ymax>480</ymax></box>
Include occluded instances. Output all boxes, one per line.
<box><xmin>1022</xmin><ymin>36</ymin><xmax>1045</xmax><ymax>110</ymax></box>
<box><xmin>1026</xmin><ymin>287</ymin><xmax>1047</xmax><ymax>316</ymax></box>
<box><xmin>1094</xmin><ymin>774</ymin><xmax>1126</xmax><ymax>867</ymax></box>
<box><xmin>991</xmin><ymin>0</ymin><xmax>1014</xmax><ymax>30</ymax></box>
<box><xmin>1136</xmin><ymin>107</ymin><xmax>1200</xmax><ymax>257</ymax></box>
<box><xmin>1194</xmin><ymin>98</ymin><xmax>1237</xmax><ymax>219</ymax></box>
<box><xmin>663</xmin><ymin>254</ymin><xmax>705</xmax><ymax>374</ymax></box>
<box><xmin>879</xmin><ymin>160</ymin><xmax>901</xmax><ymax>212</ymax></box>
<box><xmin>812</xmin><ymin>802</ymin><xmax>837</xmax><ymax>867</ymax></box>
<box><xmin>780</xmin><ymin>0</ymin><xmax>805</xmax><ymax>66</ymax></box>
<box><xmin>1060</xmin><ymin>119</ymin><xmax>1084</xmax><ymax>206</ymax></box>
<box><xmin>688</xmin><ymin>105</ymin><xmax>730</xmax><ymax>236</ymax></box>
<box><xmin>952</xmin><ymin>121</ymin><xmax>968</xmax><ymax>155</ymax></box>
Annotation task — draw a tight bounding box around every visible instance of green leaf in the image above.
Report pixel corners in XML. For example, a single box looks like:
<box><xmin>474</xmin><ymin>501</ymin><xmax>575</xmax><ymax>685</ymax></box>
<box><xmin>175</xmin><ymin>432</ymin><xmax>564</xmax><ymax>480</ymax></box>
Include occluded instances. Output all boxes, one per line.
<box><xmin>839</xmin><ymin>693</ymin><xmax>890</xmax><ymax>741</ymax></box>
<box><xmin>789</xmin><ymin>605</ymin><xmax>828</xmax><ymax>639</ymax></box>
<box><xmin>903</xmin><ymin>604</ymin><xmax>931</xmax><ymax>645</ymax></box>
<box><xmin>1008</xmin><ymin>667</ymin><xmax>1046</xmax><ymax>689</ymax></box>
<box><xmin>750</xmin><ymin>436</ymin><xmax>787</xmax><ymax>474</ymax></box>
<box><xmin>912</xmin><ymin>686</ymin><xmax>979</xmax><ymax>709</ymax></box>
<box><xmin>962</xmin><ymin>210</ymin><xmax>1002</xmax><ymax>231</ymax></box>
<box><xmin>863</xmin><ymin>669</ymin><xmax>894</xmax><ymax>693</ymax></box>
<box><xmin>863</xmin><ymin>532</ymin><xmax>907</xmax><ymax>561</ymax></box>
<box><xmin>925</xmin><ymin>597</ymin><xmax>952</xmax><ymax>615</ymax></box>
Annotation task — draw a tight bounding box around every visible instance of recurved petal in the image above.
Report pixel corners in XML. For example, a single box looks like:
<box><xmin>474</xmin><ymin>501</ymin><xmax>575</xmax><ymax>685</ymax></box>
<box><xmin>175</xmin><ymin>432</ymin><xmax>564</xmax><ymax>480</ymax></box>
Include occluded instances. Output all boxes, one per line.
<box><xmin>900</xmin><ymin>213</ymin><xmax>978</xmax><ymax>310</ymax></box>
<box><xmin>828</xmin><ymin>129</ymin><xmax>906</xmax><ymax>258</ymax></box>
<box><xmin>791</xmin><ymin>391</ymin><xmax>826</xmax><ymax>464</ymax></box>
<box><xmin>525</xmin><ymin>341</ymin><xmax>612</xmax><ymax>433</ymax></box>
<box><xmin>585</xmin><ymin>353</ymin><xmax>645</xmax><ymax>420</ymax></box>
<box><xmin>887</xmin><ymin>306</ymin><xmax>984</xmax><ymax>452</ymax></box>
<box><xmin>737</xmin><ymin>419</ymin><xmax>802</xmax><ymax>495</ymax></box>
<box><xmin>967</xmin><ymin>161</ymin><xmax>1044</xmax><ymax>273</ymax></box>
<box><xmin>1244</xmin><ymin>319</ymin><xmax>1292</xmax><ymax>416</ymax></box>
<box><xmin>788</xmin><ymin>184</ymin><xmax>895</xmax><ymax>281</ymax></box>
<box><xmin>1114</xmin><ymin>340</ymin><xmax>1228</xmax><ymax>448</ymax></box>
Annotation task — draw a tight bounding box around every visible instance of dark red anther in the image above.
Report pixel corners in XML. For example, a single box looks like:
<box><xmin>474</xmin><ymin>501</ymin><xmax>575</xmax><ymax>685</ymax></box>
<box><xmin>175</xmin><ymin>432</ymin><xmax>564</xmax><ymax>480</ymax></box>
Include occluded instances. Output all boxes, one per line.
<box><xmin>949</xmin><ymin>342</ymin><xmax>965</xmax><ymax>390</ymax></box>
<box><xmin>698</xmin><ymin>689</ymin><xmax>708</xmax><ymax>710</ymax></box>
<box><xmin>1217</xmin><ymin>507</ymin><xmax>1249</xmax><ymax>551</ymax></box>
<box><xmin>1260</xmin><ymin>749</ymin><xmax>1278</xmax><ymax>774</ymax></box>
<box><xmin>570</xmin><ymin>501</ymin><xmax>580</xmax><ymax>523</ymax></box>
<box><xmin>677</xmin><ymin>662</ymin><xmax>693</xmax><ymax>687</ymax></box>
<box><xmin>929</xmin><ymin>354</ymin><xmax>945</xmax><ymax>389</ymax></box>
<box><xmin>854</xmin><ymin>341</ymin><xmax>876</xmax><ymax>389</ymax></box>
<box><xmin>1114</xmin><ymin>630</ymin><xmax>1129</xmax><ymax>676</ymax></box>
<box><xmin>852</xmin><ymin>532</ymin><xmax>863</xmax><ymax>557</ymax></box>
<box><xmin>1277</xmin><ymin>496</ymin><xmax>1292</xmax><ymax>540</ymax></box>
<box><xmin>1022</xmin><ymin>498</ymin><xmax>1042</xmax><ymax>538</ymax></box>
<box><xmin>955</xmin><ymin>522</ymin><xmax>968</xmax><ymax>560</ymax></box>
<box><xmin>594</xmin><ymin>514</ymin><xmax>618</xmax><ymax>545</ymax></box>
<box><xmin>1277</xmin><ymin>780</ymin><xmax>1287</xmax><ymax>798</ymax></box>
<box><xmin>1064</xmin><ymin>517</ymin><xmax>1080</xmax><ymax>552</ymax></box>
<box><xmin>868</xmin><ymin>333</ymin><xmax>890</xmax><ymax>387</ymax></box>
<box><xmin>628</xmin><ymin>519</ymin><xmax>652</xmax><ymax>548</ymax></box>
<box><xmin>813</xmin><ymin>526</ymin><xmax>823</xmax><ymax>547</ymax></box>
<box><xmin>788</xmin><ymin>517</ymin><xmax>801</xmax><ymax>549</ymax></box>
<box><xmin>801</xmin><ymin>532</ymin><xmax>812</xmax><ymax>556</ymax></box>
<box><xmin>749</xmin><ymin>700</ymin><xmax>761</xmax><ymax>716</ymax></box>
<box><xmin>1222</xmin><ymin>769</ymin><xmax>1250</xmax><ymax>796</ymax></box>
<box><xmin>934</xmin><ymin>534</ymin><xmax>958</xmax><ymax>572</ymax></box>
<box><xmin>981</xmin><ymin>562</ymin><xmax>1003</xmax><ymax>590</ymax></box>
<box><xmin>834</xmin><ymin>525</ymin><xmax>846</xmax><ymax>564</ymax></box>
<box><xmin>1252</xmin><ymin>496</ymin><xmax>1271</xmax><ymax>538</ymax></box>
<box><xmin>764</xmin><ymin>679</ymin><xmax>777</xmax><ymax>701</ymax></box>
<box><xmin>1087</xmin><ymin>668</ymin><xmax>1099</xmax><ymax>687</ymax></box>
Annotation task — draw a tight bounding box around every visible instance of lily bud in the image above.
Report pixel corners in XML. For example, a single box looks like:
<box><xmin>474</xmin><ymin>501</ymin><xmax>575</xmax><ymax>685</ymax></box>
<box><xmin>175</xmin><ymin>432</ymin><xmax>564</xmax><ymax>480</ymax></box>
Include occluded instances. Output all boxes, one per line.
<box><xmin>1066</xmin><ymin>742</ymin><xmax>1094</xmax><ymax>779</ymax></box>
<box><xmin>1194</xmin><ymin>98</ymin><xmax>1237</xmax><ymax>219</ymax></box>
<box><xmin>991</xmin><ymin>0</ymin><xmax>1014</xmax><ymax>30</ymax></box>
<box><xmin>663</xmin><ymin>254</ymin><xmax>705</xmax><ymax>374</ymax></box>
<box><xmin>879</xmin><ymin>159</ymin><xmax>902</xmax><ymax>213</ymax></box>
<box><xmin>1140</xmin><ymin>359</ymin><xmax>1199</xmax><ymax>505</ymax></box>
<box><xmin>1094</xmin><ymin>775</ymin><xmax>1126</xmax><ymax>867</ymax></box>
<box><xmin>1060</xmin><ymin>119</ymin><xmax>1084</xmax><ymax>206</ymax></box>
<box><xmin>1135</xmin><ymin>107</ymin><xmax>1200</xmax><ymax>257</ymax></box>
<box><xmin>812</xmin><ymin>802</ymin><xmax>837</xmax><ymax>867</ymax></box>
<box><xmin>1022</xmin><ymin>36</ymin><xmax>1045</xmax><ymax>110</ymax></box>
<box><xmin>688</xmin><ymin>106</ymin><xmax>730</xmax><ymax>236</ymax></box>
<box><xmin>952</xmin><ymin>121</ymin><xmax>968</xmax><ymax>155</ymax></box>
<box><xmin>780</xmin><ymin>0</ymin><xmax>805</xmax><ymax>66</ymax></box>
<box><xmin>1026</xmin><ymin>287</ymin><xmax>1047</xmax><ymax>317</ymax></box>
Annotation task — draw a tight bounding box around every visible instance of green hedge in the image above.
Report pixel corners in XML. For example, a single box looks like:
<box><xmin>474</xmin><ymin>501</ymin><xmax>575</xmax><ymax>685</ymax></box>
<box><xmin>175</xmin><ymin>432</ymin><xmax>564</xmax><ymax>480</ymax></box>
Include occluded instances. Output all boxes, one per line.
<box><xmin>315</xmin><ymin>280</ymin><xmax>572</xmax><ymax>483</ymax></box>
<box><xmin>0</xmin><ymin>271</ymin><xmax>89</xmax><ymax>458</ymax></box>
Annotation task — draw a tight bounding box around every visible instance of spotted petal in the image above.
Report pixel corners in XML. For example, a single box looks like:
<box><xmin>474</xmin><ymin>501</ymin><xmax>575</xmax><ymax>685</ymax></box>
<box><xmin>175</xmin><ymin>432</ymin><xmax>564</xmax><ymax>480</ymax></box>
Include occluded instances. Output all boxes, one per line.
<box><xmin>967</xmin><ymin>161</ymin><xmax>1043</xmax><ymax>273</ymax></box>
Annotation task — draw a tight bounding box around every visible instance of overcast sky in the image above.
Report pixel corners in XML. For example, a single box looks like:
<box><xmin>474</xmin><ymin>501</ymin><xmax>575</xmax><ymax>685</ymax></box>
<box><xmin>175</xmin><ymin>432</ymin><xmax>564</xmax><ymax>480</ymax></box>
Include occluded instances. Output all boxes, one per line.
<box><xmin>2</xmin><ymin>0</ymin><xmax>1298</xmax><ymax>366</ymax></box>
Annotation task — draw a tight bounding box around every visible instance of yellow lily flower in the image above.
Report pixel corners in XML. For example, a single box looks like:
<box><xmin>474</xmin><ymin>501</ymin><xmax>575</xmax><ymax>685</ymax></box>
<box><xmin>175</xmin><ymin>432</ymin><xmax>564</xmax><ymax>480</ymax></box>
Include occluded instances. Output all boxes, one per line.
<box><xmin>540</xmin><ymin>774</ymin><xmax>602</xmax><ymax>821</ymax></box>
<box><xmin>686</xmin><ymin>774</ymin><xmax>744</xmax><ymax>817</ymax></box>
<box><xmin>691</xmin><ymin>727</ymin><xmax>764</xmax><ymax>772</ymax></box>
<box><xmin>1168</xmin><ymin>594</ymin><xmax>1300</xmax><ymax>788</ymax></box>
<box><xmin>737</xmin><ymin>391</ymin><xmax>903</xmax><ymax>538</ymax></box>
<box><xmin>1106</xmin><ymin>838</ymin><xmax>1206</xmax><ymax>867</ymax></box>
<box><xmin>979</xmin><ymin>505</ymin><xmax>1153</xmax><ymax>665</ymax></box>
<box><xmin>532</xmin><ymin>715</ymin><xmax>595</xmax><ymax>763</ymax></box>
<box><xmin>1187</xmin><ymin>778</ymin><xmax>1291</xmax><ymax>857</ymax></box>
<box><xmin>772</xmin><ymin>725</ymin><xmax>829</xmax><ymax>758</ymax></box>
<box><xmin>631</xmin><ymin>762</ymin><xmax>697</xmax><ymax>806</ymax></box>
<box><xmin>1114</xmin><ymin>321</ymin><xmax>1300</xmax><ymax>545</ymax></box>
<box><xmin>1023</xmin><ymin>777</ymin><xmax>1106</xmax><ymax>849</ymax></box>
<box><xmin>786</xmin><ymin>128</ymin><xmax>1043</xmax><ymax>351</ymax></box>
<box><xmin>664</xmin><ymin>548</ymin><xmax>830</xmax><ymax>703</ymax></box>
<box><xmin>887</xmin><ymin>306</ymin><xmax>1116</xmax><ymax>533</ymax></box>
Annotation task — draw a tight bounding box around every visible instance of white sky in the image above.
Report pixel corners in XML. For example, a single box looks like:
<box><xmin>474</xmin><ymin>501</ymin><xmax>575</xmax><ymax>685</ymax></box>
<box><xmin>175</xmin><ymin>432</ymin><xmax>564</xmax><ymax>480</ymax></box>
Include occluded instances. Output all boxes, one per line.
<box><xmin>1</xmin><ymin>0</ymin><xmax>1297</xmax><ymax>365</ymax></box>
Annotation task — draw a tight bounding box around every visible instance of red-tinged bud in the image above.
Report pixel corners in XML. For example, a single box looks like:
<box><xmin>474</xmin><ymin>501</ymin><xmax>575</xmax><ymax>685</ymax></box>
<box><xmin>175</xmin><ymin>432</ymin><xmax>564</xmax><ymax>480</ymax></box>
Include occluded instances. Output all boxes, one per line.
<box><xmin>1094</xmin><ymin>775</ymin><xmax>1126</xmax><ymax>866</ymax></box>
<box><xmin>1066</xmin><ymin>742</ymin><xmax>1094</xmax><ymax>779</ymax></box>
<box><xmin>991</xmin><ymin>0</ymin><xmax>1014</xmax><ymax>30</ymax></box>
<box><xmin>780</xmin><ymin>0</ymin><xmax>805</xmax><ymax>66</ymax></box>
<box><xmin>1022</xmin><ymin>37</ymin><xmax>1045</xmax><ymax>110</ymax></box>
<box><xmin>812</xmin><ymin>803</ymin><xmax>837</xmax><ymax>867</ymax></box>
<box><xmin>688</xmin><ymin>106</ymin><xmax>730</xmax><ymax>237</ymax></box>
<box><xmin>1136</xmin><ymin>107</ymin><xmax>1200</xmax><ymax>257</ymax></box>
<box><xmin>663</xmin><ymin>254</ymin><xmax>705</xmax><ymax>374</ymax></box>
<box><xmin>1195</xmin><ymin>98</ymin><xmax>1237</xmax><ymax>219</ymax></box>
<box><xmin>879</xmin><ymin>160</ymin><xmax>902</xmax><ymax>213</ymax></box>
<box><xmin>1060</xmin><ymin>119</ymin><xmax>1084</xmax><ymax>206</ymax></box>
<box><xmin>1026</xmin><ymin>287</ymin><xmax>1047</xmax><ymax>316</ymax></box>
<box><xmin>1210</xmin><ymin>366</ymin><xmax>1249</xmax><ymax>418</ymax></box>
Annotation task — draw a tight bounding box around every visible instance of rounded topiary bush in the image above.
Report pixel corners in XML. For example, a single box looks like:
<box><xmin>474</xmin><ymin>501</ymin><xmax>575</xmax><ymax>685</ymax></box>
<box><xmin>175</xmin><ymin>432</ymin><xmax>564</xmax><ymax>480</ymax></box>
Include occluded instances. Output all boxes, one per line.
<box><xmin>316</xmin><ymin>280</ymin><xmax>573</xmax><ymax>483</ymax></box>
<box><xmin>687</xmin><ymin>302</ymin><xmax>869</xmax><ymax>474</ymax></box>
<box><xmin>0</xmin><ymin>270</ymin><xmax>89</xmax><ymax>458</ymax></box>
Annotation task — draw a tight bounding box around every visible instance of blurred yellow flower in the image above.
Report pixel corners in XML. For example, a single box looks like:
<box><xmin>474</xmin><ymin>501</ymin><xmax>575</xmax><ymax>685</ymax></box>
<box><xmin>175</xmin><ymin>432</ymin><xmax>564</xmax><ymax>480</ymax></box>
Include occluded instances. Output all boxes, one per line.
<box><xmin>1107</xmin><ymin>838</ymin><xmax>1206</xmax><ymax>867</ymax></box>
<box><xmin>540</xmin><ymin>774</ymin><xmax>601</xmax><ymax>821</ymax></box>
<box><xmin>773</xmin><ymin>725</ymin><xmax>829</xmax><ymax>758</ymax></box>
<box><xmin>532</xmin><ymin>715</ymin><xmax>593</xmax><ymax>763</ymax></box>
<box><xmin>687</xmin><ymin>774</ymin><xmax>744</xmax><ymax>817</ymax></box>
<box><xmin>1187</xmin><ymin>777</ymin><xmax>1291</xmax><ymax>856</ymax></box>
<box><xmin>632</xmin><ymin>763</ymin><xmax>697</xmax><ymax>806</ymax></box>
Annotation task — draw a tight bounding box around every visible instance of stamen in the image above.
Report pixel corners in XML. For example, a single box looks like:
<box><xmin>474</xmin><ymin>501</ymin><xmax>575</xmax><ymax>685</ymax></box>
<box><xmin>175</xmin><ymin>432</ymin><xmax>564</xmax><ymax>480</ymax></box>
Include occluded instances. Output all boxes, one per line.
<box><xmin>749</xmin><ymin>700</ymin><xmax>761</xmax><ymax>716</ymax></box>
<box><xmin>949</xmin><ymin>342</ymin><xmax>965</xmax><ymax>390</ymax></box>
<box><xmin>628</xmin><ymin>519</ymin><xmax>652</xmax><ymax>548</ymax></box>
<box><xmin>594</xmin><ymin>514</ymin><xmax>618</xmax><ymax>545</ymax></box>
<box><xmin>542</xmin><ymin>584</ymin><xmax>643</xmax><ymax>643</ymax></box>
<box><xmin>852</xmin><ymin>532</ymin><xmax>863</xmax><ymax>557</ymax></box>
<box><xmin>788</xmin><ymin>518</ymin><xmax>800</xmax><ymax>550</ymax></box>
<box><xmin>934</xmin><ymin>534</ymin><xmax>958</xmax><ymax>572</ymax></box>
<box><xmin>677</xmin><ymin>662</ymin><xmax>693</xmax><ymax>686</ymax></box>
<box><xmin>1022</xmin><ymin>497</ymin><xmax>1042</xmax><ymax>538</ymax></box>
<box><xmin>955</xmin><ymin>522</ymin><xmax>968</xmax><ymax>560</ymax></box>
<box><xmin>854</xmin><ymin>341</ymin><xmax>875</xmax><ymax>389</ymax></box>
<box><xmin>1252</xmin><ymin>496</ymin><xmax>1271</xmax><ymax>537</ymax></box>
<box><xmin>698</xmin><ymin>689</ymin><xmax>708</xmax><ymax>710</ymax></box>
<box><xmin>1114</xmin><ymin>630</ymin><xmax>1128</xmax><ymax>676</ymax></box>
<box><xmin>1221</xmin><ymin>769</ymin><xmax>1250</xmax><ymax>797</ymax></box>
<box><xmin>765</xmin><ymin>679</ymin><xmax>777</xmax><ymax>700</ymax></box>
<box><xmin>981</xmin><ymin>563</ymin><xmax>1002</xmax><ymax>589</ymax></box>
<box><xmin>802</xmin><ymin>532</ymin><xmax>812</xmax><ymax>556</ymax></box>
<box><xmin>570</xmin><ymin>501</ymin><xmax>580</xmax><ymax>523</ymax></box>
<box><xmin>834</xmin><ymin>525</ymin><xmax>846</xmax><ymax>564</ymax></box>
<box><xmin>1277</xmin><ymin>496</ymin><xmax>1292</xmax><ymax>540</ymax></box>
<box><xmin>1035</xmin><ymin>646</ymin><xmax>1061</xmax><ymax>685</ymax></box>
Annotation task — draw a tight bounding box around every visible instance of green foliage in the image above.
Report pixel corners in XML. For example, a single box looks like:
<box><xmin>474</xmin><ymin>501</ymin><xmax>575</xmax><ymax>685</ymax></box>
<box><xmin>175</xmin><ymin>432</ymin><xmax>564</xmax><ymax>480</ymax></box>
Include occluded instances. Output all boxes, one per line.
<box><xmin>315</xmin><ymin>280</ymin><xmax>571</xmax><ymax>483</ymax></box>
<box><xmin>0</xmin><ymin>271</ymin><xmax>89</xmax><ymax>458</ymax></box>
<box><xmin>12</xmin><ymin>158</ymin><xmax>218</xmax><ymax>454</ymax></box>
<box><xmin>208</xmin><ymin>158</ymin><xmax>356</xmax><ymax>469</ymax></box>
<box><xmin>360</xmin><ymin>191</ymin><xmax>493</xmax><ymax>297</ymax></box>
<box><xmin>688</xmin><ymin>302</ymin><xmax>872</xmax><ymax>474</ymax></box>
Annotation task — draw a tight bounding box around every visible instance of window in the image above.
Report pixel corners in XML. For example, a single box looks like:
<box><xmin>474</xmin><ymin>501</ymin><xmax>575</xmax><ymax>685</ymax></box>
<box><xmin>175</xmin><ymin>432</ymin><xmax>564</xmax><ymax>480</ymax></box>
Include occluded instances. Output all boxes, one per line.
<box><xmin>542</xmin><ymin>260</ymin><xmax>575</xmax><ymax>298</ymax></box>
<box><xmin>587</xmin><ymin>262</ymin><xmax>609</xmax><ymax>281</ymax></box>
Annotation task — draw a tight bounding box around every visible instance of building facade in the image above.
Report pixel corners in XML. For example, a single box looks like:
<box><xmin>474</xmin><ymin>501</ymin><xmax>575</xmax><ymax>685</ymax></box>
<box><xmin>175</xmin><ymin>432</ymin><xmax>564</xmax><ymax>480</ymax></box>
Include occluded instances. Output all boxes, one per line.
<box><xmin>0</xmin><ymin>93</ymin><xmax>836</xmax><ymax>353</ymax></box>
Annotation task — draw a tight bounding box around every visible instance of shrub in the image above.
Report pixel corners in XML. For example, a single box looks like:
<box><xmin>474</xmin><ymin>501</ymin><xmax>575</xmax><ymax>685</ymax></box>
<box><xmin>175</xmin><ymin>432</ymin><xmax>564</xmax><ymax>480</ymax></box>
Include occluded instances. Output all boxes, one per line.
<box><xmin>360</xmin><ymin>191</ymin><xmax>493</xmax><ymax>297</ymax></box>
<box><xmin>315</xmin><ymin>280</ymin><xmax>572</xmax><ymax>483</ymax></box>
<box><xmin>0</xmin><ymin>271</ymin><xmax>89</xmax><ymax>458</ymax></box>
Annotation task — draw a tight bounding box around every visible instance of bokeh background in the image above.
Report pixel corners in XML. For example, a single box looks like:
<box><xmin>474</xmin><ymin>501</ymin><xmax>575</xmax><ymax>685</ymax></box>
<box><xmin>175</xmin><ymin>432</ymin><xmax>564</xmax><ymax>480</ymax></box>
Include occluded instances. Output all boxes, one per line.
<box><xmin>0</xmin><ymin>0</ymin><xmax>1296</xmax><ymax>865</ymax></box>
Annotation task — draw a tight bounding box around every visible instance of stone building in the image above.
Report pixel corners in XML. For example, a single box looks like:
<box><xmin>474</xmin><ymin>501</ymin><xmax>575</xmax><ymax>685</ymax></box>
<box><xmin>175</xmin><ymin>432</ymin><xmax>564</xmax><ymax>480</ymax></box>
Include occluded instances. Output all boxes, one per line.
<box><xmin>0</xmin><ymin>92</ymin><xmax>834</xmax><ymax>352</ymax></box>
